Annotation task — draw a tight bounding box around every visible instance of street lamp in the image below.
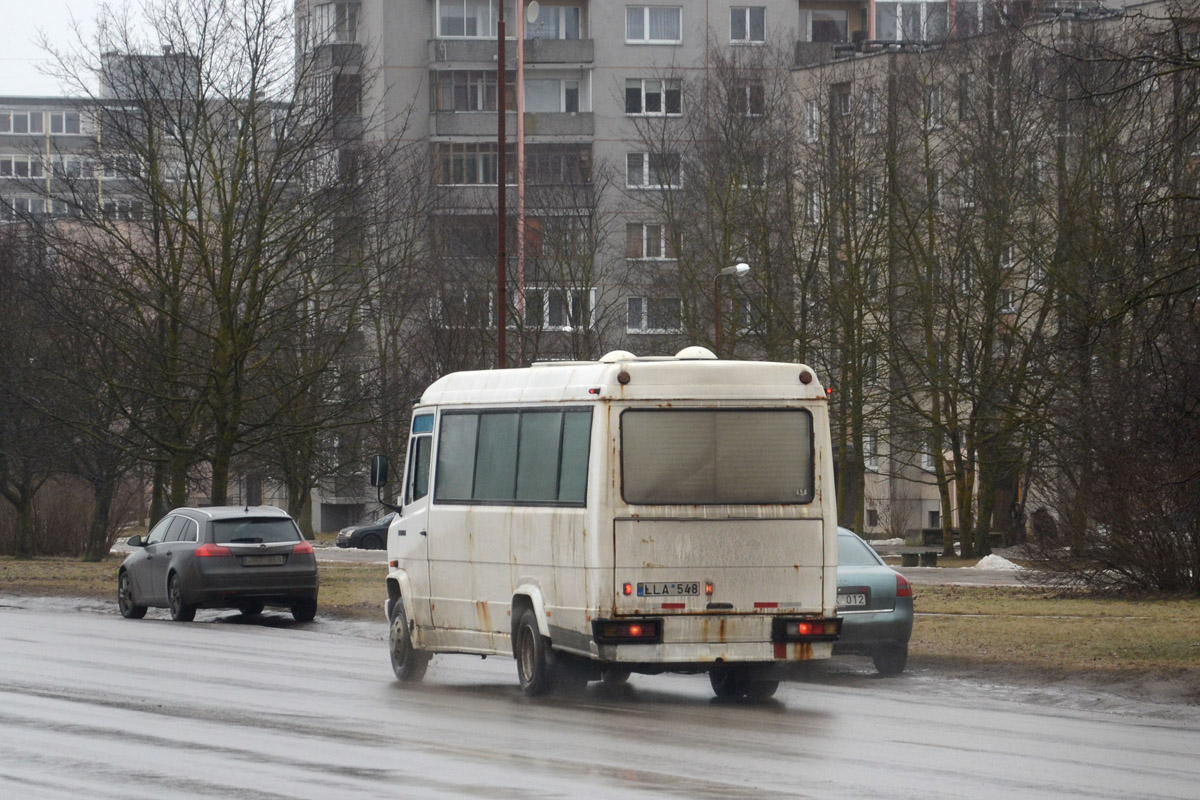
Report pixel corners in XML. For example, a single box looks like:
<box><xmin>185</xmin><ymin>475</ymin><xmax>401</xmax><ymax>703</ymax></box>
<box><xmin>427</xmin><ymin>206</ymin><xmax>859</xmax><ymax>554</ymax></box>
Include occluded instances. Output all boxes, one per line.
<box><xmin>713</xmin><ymin>262</ymin><xmax>750</xmax><ymax>358</ymax></box>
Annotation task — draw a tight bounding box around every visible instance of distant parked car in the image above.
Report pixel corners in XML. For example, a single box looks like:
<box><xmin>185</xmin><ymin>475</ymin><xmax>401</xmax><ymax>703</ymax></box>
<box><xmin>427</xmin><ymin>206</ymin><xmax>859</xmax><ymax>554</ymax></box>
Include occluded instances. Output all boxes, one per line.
<box><xmin>335</xmin><ymin>512</ymin><xmax>394</xmax><ymax>550</ymax></box>
<box><xmin>117</xmin><ymin>506</ymin><xmax>319</xmax><ymax>623</ymax></box>
<box><xmin>834</xmin><ymin>527</ymin><xmax>914</xmax><ymax>675</ymax></box>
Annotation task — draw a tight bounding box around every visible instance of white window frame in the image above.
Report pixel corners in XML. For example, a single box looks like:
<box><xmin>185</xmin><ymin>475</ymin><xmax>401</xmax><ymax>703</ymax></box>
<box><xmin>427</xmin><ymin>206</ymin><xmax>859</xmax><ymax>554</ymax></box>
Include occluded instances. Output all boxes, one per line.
<box><xmin>804</xmin><ymin>98</ymin><xmax>821</xmax><ymax>143</ymax></box>
<box><xmin>625</xmin><ymin>78</ymin><xmax>682</xmax><ymax>116</ymax></box>
<box><xmin>625</xmin><ymin>6</ymin><xmax>682</xmax><ymax>44</ymax></box>
<box><xmin>0</xmin><ymin>154</ymin><xmax>44</xmax><ymax>179</ymax></box>
<box><xmin>730</xmin><ymin>7</ymin><xmax>765</xmax><ymax>44</ymax></box>
<box><xmin>437</xmin><ymin>0</ymin><xmax>504</xmax><ymax>40</ymax></box>
<box><xmin>626</xmin><ymin>222</ymin><xmax>675</xmax><ymax>260</ymax></box>
<box><xmin>312</xmin><ymin>2</ymin><xmax>359</xmax><ymax>45</ymax></box>
<box><xmin>864</xmin><ymin>432</ymin><xmax>879</xmax><ymax>472</ymax></box>
<box><xmin>627</xmin><ymin>296</ymin><xmax>683</xmax><ymax>333</ymax></box>
<box><xmin>626</xmin><ymin>151</ymin><xmax>682</xmax><ymax>189</ymax></box>
<box><xmin>525</xmin><ymin>4</ymin><xmax>582</xmax><ymax>39</ymax></box>
<box><xmin>524</xmin><ymin>285</ymin><xmax>595</xmax><ymax>331</ymax></box>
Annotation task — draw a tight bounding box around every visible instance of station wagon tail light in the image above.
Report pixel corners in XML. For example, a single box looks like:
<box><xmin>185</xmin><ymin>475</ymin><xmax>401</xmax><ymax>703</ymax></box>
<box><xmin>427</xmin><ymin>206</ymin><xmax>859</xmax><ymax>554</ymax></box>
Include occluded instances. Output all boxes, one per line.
<box><xmin>292</xmin><ymin>540</ymin><xmax>314</xmax><ymax>555</ymax></box>
<box><xmin>194</xmin><ymin>542</ymin><xmax>233</xmax><ymax>557</ymax></box>
<box><xmin>896</xmin><ymin>574</ymin><xmax>913</xmax><ymax>598</ymax></box>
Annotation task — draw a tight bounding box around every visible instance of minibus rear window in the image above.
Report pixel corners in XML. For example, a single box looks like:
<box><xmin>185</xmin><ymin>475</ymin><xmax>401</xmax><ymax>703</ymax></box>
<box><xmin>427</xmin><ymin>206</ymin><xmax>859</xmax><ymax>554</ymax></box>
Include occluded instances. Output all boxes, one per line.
<box><xmin>620</xmin><ymin>409</ymin><xmax>814</xmax><ymax>505</ymax></box>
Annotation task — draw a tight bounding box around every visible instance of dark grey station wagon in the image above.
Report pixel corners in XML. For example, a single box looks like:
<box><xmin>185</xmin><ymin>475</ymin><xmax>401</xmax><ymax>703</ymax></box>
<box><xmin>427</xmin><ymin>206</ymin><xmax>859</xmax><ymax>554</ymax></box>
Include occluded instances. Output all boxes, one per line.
<box><xmin>117</xmin><ymin>506</ymin><xmax>319</xmax><ymax>622</ymax></box>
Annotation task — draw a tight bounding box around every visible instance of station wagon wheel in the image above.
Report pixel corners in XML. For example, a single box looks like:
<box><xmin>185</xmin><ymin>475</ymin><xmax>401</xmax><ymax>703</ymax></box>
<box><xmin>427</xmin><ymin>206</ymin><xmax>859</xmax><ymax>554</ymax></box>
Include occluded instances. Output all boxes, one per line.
<box><xmin>872</xmin><ymin>644</ymin><xmax>908</xmax><ymax>676</ymax></box>
<box><xmin>117</xmin><ymin>571</ymin><xmax>146</xmax><ymax>619</ymax></box>
<box><xmin>167</xmin><ymin>573</ymin><xmax>196</xmax><ymax>622</ymax></box>
<box><xmin>515</xmin><ymin>609</ymin><xmax>554</xmax><ymax>696</ymax></box>
<box><xmin>291</xmin><ymin>599</ymin><xmax>318</xmax><ymax>623</ymax></box>
<box><xmin>389</xmin><ymin>602</ymin><xmax>430</xmax><ymax>683</ymax></box>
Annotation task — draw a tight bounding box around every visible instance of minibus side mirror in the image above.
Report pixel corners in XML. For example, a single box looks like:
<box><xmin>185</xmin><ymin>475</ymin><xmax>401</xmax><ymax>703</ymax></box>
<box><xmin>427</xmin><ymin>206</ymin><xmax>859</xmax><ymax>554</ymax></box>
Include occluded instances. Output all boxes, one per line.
<box><xmin>370</xmin><ymin>454</ymin><xmax>390</xmax><ymax>487</ymax></box>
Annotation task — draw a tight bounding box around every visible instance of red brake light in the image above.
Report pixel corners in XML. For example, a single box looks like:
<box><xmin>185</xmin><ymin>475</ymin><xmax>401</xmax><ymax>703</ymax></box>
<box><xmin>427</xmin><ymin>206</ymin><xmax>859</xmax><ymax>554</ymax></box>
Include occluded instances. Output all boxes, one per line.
<box><xmin>292</xmin><ymin>539</ymin><xmax>314</xmax><ymax>555</ymax></box>
<box><xmin>896</xmin><ymin>574</ymin><xmax>913</xmax><ymax>598</ymax></box>
<box><xmin>195</xmin><ymin>542</ymin><xmax>233</xmax><ymax>557</ymax></box>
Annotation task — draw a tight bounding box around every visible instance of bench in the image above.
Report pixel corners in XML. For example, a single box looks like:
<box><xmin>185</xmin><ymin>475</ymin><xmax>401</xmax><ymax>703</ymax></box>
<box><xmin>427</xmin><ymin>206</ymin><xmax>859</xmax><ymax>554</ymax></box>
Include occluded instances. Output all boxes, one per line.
<box><xmin>872</xmin><ymin>544</ymin><xmax>940</xmax><ymax>568</ymax></box>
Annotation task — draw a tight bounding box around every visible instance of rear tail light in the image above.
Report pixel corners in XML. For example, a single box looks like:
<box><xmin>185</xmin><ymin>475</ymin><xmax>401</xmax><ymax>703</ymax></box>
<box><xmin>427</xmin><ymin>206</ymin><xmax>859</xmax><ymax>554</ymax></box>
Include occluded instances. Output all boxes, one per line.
<box><xmin>896</xmin><ymin>574</ymin><xmax>913</xmax><ymax>598</ymax></box>
<box><xmin>773</xmin><ymin>616</ymin><xmax>840</xmax><ymax>642</ymax></box>
<box><xmin>292</xmin><ymin>539</ymin><xmax>314</xmax><ymax>555</ymax></box>
<box><xmin>592</xmin><ymin>619</ymin><xmax>663</xmax><ymax>644</ymax></box>
<box><xmin>195</xmin><ymin>542</ymin><xmax>233</xmax><ymax>557</ymax></box>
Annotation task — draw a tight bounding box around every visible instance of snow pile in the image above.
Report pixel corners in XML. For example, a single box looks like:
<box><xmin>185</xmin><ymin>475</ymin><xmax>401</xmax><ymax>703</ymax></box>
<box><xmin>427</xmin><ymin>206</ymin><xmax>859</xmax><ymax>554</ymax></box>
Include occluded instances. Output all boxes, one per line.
<box><xmin>974</xmin><ymin>553</ymin><xmax>1022</xmax><ymax>571</ymax></box>
<box><xmin>871</xmin><ymin>538</ymin><xmax>905</xmax><ymax>547</ymax></box>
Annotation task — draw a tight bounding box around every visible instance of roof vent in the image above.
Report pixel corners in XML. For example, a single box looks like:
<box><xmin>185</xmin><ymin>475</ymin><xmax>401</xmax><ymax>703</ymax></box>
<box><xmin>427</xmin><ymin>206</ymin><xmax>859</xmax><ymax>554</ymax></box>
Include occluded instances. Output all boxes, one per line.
<box><xmin>674</xmin><ymin>346</ymin><xmax>718</xmax><ymax>360</ymax></box>
<box><xmin>599</xmin><ymin>350</ymin><xmax>637</xmax><ymax>363</ymax></box>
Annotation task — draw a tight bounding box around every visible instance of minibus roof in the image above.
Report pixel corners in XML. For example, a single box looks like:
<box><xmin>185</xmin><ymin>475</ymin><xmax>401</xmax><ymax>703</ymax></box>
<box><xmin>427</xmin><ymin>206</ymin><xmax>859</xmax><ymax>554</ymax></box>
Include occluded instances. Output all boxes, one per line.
<box><xmin>418</xmin><ymin>347</ymin><xmax>828</xmax><ymax>406</ymax></box>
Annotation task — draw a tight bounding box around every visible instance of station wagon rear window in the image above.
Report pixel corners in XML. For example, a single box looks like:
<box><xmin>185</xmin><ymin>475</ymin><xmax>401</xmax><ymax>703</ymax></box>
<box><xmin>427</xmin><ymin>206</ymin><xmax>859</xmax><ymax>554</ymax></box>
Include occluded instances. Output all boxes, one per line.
<box><xmin>621</xmin><ymin>409</ymin><xmax>814</xmax><ymax>505</ymax></box>
<box><xmin>213</xmin><ymin>518</ymin><xmax>303</xmax><ymax>544</ymax></box>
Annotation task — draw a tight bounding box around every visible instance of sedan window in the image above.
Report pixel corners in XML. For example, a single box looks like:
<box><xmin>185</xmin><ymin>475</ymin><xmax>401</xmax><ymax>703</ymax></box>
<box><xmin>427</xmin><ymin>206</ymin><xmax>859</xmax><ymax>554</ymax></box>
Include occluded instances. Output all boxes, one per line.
<box><xmin>213</xmin><ymin>518</ymin><xmax>302</xmax><ymax>544</ymax></box>
<box><xmin>838</xmin><ymin>533</ymin><xmax>885</xmax><ymax>567</ymax></box>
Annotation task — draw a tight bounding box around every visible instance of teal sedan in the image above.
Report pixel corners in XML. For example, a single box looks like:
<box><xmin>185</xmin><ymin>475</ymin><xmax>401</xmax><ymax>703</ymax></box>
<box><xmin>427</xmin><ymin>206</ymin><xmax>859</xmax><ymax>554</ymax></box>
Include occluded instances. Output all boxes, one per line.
<box><xmin>834</xmin><ymin>528</ymin><xmax>914</xmax><ymax>675</ymax></box>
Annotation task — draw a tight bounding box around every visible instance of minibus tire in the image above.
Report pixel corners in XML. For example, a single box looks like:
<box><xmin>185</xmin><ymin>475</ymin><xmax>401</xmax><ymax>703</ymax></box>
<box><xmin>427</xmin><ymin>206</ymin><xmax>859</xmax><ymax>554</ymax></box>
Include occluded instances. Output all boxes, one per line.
<box><xmin>389</xmin><ymin>603</ymin><xmax>430</xmax><ymax>683</ymax></box>
<box><xmin>709</xmin><ymin>666</ymin><xmax>751</xmax><ymax>699</ymax></box>
<box><xmin>515</xmin><ymin>609</ymin><xmax>555</xmax><ymax>696</ymax></box>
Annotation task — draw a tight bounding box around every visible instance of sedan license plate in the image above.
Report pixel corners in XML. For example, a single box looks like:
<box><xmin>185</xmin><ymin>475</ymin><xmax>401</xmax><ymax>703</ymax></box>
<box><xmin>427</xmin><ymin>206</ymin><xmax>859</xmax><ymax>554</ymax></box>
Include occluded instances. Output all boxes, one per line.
<box><xmin>837</xmin><ymin>592</ymin><xmax>868</xmax><ymax>609</ymax></box>
<box><xmin>638</xmin><ymin>581</ymin><xmax>701</xmax><ymax>597</ymax></box>
<box><xmin>241</xmin><ymin>554</ymin><xmax>286</xmax><ymax>567</ymax></box>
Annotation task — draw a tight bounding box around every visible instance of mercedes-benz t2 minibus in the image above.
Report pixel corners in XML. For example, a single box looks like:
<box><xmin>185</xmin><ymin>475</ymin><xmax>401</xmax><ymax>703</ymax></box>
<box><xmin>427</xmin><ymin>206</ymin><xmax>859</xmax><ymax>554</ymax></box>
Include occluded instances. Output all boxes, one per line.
<box><xmin>371</xmin><ymin>347</ymin><xmax>839</xmax><ymax>699</ymax></box>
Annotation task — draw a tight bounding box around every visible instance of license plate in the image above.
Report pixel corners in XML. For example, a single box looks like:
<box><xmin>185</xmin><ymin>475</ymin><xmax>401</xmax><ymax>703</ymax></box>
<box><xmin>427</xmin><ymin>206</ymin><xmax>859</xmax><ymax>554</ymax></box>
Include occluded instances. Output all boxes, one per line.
<box><xmin>838</xmin><ymin>592</ymin><xmax>868</xmax><ymax>609</ymax></box>
<box><xmin>637</xmin><ymin>581</ymin><xmax>700</xmax><ymax>597</ymax></box>
<box><xmin>241</xmin><ymin>554</ymin><xmax>285</xmax><ymax>567</ymax></box>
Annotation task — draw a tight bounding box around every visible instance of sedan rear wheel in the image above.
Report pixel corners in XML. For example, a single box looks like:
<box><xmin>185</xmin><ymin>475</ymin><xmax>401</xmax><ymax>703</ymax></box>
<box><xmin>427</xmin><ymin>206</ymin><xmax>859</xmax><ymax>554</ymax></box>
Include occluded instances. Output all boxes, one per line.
<box><xmin>167</xmin><ymin>573</ymin><xmax>196</xmax><ymax>622</ymax></box>
<box><xmin>117</xmin><ymin>571</ymin><xmax>147</xmax><ymax>619</ymax></box>
<box><xmin>360</xmin><ymin>533</ymin><xmax>383</xmax><ymax>550</ymax></box>
<box><xmin>872</xmin><ymin>644</ymin><xmax>908</xmax><ymax>676</ymax></box>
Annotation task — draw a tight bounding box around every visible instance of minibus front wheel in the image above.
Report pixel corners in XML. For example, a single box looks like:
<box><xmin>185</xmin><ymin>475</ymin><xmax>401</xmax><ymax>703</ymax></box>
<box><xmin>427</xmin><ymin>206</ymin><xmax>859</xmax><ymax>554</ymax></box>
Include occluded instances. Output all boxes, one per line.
<box><xmin>515</xmin><ymin>608</ymin><xmax>556</xmax><ymax>696</ymax></box>
<box><xmin>389</xmin><ymin>602</ymin><xmax>430</xmax><ymax>683</ymax></box>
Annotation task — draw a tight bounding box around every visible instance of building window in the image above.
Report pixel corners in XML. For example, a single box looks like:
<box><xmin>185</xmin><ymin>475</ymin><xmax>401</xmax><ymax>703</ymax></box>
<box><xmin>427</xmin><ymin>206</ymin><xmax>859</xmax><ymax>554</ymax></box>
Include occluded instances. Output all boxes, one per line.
<box><xmin>805</xmin><ymin>183</ymin><xmax>821</xmax><ymax>225</ymax></box>
<box><xmin>730</xmin><ymin>81</ymin><xmax>765</xmax><ymax>116</ymax></box>
<box><xmin>438</xmin><ymin>0</ymin><xmax>499</xmax><ymax>38</ymax></box>
<box><xmin>627</xmin><ymin>152</ymin><xmax>681</xmax><ymax>189</ymax></box>
<box><xmin>627</xmin><ymin>296</ymin><xmax>682</xmax><ymax>333</ymax></box>
<box><xmin>433</xmin><ymin>70</ymin><xmax>515</xmax><ymax>112</ymax></box>
<box><xmin>524</xmin><ymin>286</ymin><xmax>594</xmax><ymax>330</ymax></box>
<box><xmin>525</xmin><ymin>4</ymin><xmax>582</xmax><ymax>39</ymax></box>
<box><xmin>0</xmin><ymin>155</ymin><xmax>44</xmax><ymax>179</ymax></box>
<box><xmin>863</xmin><ymin>88</ymin><xmax>879</xmax><ymax>134</ymax></box>
<box><xmin>48</xmin><ymin>112</ymin><xmax>82</xmax><ymax>135</ymax></box>
<box><xmin>864</xmin><ymin>432</ymin><xmax>879</xmax><ymax>472</ymax></box>
<box><xmin>626</xmin><ymin>6</ymin><xmax>682</xmax><ymax>44</ymax></box>
<box><xmin>809</xmin><ymin>9</ymin><xmax>848</xmax><ymax>43</ymax></box>
<box><xmin>924</xmin><ymin>84</ymin><xmax>944</xmax><ymax>130</ymax></box>
<box><xmin>928</xmin><ymin>509</ymin><xmax>940</xmax><ymax>528</ymax></box>
<box><xmin>625</xmin><ymin>78</ymin><xmax>681</xmax><ymax>115</ymax></box>
<box><xmin>436</xmin><ymin>142</ymin><xmax>513</xmax><ymax>185</ymax></box>
<box><xmin>626</xmin><ymin>222</ymin><xmax>676</xmax><ymax>259</ymax></box>
<box><xmin>867</xmin><ymin>508</ymin><xmax>879</xmax><ymax>528</ymax></box>
<box><xmin>526</xmin><ymin>143</ymin><xmax>591</xmax><ymax>184</ymax></box>
<box><xmin>0</xmin><ymin>110</ymin><xmax>45</xmax><ymax>135</ymax></box>
<box><xmin>875</xmin><ymin>2</ymin><xmax>950</xmax><ymax>43</ymax></box>
<box><xmin>312</xmin><ymin>3</ymin><xmax>359</xmax><ymax>45</ymax></box>
<box><xmin>804</xmin><ymin>98</ymin><xmax>821</xmax><ymax>142</ymax></box>
<box><xmin>730</xmin><ymin>7</ymin><xmax>765</xmax><ymax>43</ymax></box>
<box><xmin>525</xmin><ymin>78</ymin><xmax>580</xmax><ymax>113</ymax></box>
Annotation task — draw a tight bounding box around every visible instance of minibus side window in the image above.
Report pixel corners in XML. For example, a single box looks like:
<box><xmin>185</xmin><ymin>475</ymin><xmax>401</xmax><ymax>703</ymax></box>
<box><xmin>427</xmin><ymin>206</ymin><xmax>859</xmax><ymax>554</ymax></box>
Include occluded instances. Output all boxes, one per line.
<box><xmin>434</xmin><ymin>408</ymin><xmax>592</xmax><ymax>505</ymax></box>
<box><xmin>406</xmin><ymin>435</ymin><xmax>432</xmax><ymax>504</ymax></box>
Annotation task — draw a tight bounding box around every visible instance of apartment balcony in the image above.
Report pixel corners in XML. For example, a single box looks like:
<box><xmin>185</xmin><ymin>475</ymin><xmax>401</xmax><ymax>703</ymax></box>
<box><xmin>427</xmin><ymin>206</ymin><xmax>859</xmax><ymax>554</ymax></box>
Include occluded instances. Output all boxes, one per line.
<box><xmin>428</xmin><ymin>38</ymin><xmax>593</xmax><ymax>66</ymax></box>
<box><xmin>432</xmin><ymin>111</ymin><xmax>592</xmax><ymax>137</ymax></box>
<box><xmin>309</xmin><ymin>42</ymin><xmax>363</xmax><ymax>72</ymax></box>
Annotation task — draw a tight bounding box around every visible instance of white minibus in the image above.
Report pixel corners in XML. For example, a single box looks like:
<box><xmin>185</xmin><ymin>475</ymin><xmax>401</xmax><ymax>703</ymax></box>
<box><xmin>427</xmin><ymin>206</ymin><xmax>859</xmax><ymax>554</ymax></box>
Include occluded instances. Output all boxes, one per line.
<box><xmin>370</xmin><ymin>347</ymin><xmax>840</xmax><ymax>699</ymax></box>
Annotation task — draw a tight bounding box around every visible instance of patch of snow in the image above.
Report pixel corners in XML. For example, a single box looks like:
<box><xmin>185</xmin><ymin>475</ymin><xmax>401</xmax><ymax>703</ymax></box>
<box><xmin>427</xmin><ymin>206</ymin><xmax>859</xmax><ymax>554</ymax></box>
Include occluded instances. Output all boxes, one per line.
<box><xmin>974</xmin><ymin>553</ymin><xmax>1022</xmax><ymax>571</ymax></box>
<box><xmin>870</xmin><ymin>538</ymin><xmax>906</xmax><ymax>546</ymax></box>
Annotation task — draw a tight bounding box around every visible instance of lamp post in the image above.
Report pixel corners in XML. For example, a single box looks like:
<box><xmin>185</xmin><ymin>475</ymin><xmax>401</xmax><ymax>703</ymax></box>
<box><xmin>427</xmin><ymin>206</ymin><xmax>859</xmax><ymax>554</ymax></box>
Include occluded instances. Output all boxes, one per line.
<box><xmin>496</xmin><ymin>0</ymin><xmax>507</xmax><ymax>368</ymax></box>
<box><xmin>713</xmin><ymin>262</ymin><xmax>750</xmax><ymax>358</ymax></box>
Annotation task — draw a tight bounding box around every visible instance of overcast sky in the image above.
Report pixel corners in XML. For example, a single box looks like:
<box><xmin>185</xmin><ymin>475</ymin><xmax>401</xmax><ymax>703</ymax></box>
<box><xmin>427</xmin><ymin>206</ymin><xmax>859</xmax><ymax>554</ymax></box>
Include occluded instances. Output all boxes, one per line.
<box><xmin>1</xmin><ymin>0</ymin><xmax>101</xmax><ymax>96</ymax></box>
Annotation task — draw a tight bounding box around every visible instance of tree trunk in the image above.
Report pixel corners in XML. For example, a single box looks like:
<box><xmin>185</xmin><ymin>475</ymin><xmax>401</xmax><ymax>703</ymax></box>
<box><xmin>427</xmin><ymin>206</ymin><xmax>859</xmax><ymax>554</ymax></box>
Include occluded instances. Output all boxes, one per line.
<box><xmin>83</xmin><ymin>479</ymin><xmax>117</xmax><ymax>562</ymax></box>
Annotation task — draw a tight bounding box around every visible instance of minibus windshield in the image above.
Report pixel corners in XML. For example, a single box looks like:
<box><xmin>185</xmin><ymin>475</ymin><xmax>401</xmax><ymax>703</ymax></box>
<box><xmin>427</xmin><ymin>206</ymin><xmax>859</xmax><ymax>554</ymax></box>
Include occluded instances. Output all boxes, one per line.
<box><xmin>620</xmin><ymin>408</ymin><xmax>814</xmax><ymax>505</ymax></box>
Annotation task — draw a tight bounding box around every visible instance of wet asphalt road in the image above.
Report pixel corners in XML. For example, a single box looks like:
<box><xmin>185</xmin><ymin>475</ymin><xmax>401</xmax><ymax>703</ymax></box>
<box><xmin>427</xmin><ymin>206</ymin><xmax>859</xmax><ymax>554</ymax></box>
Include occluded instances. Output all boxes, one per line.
<box><xmin>1</xmin><ymin>597</ymin><xmax>1197</xmax><ymax>799</ymax></box>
